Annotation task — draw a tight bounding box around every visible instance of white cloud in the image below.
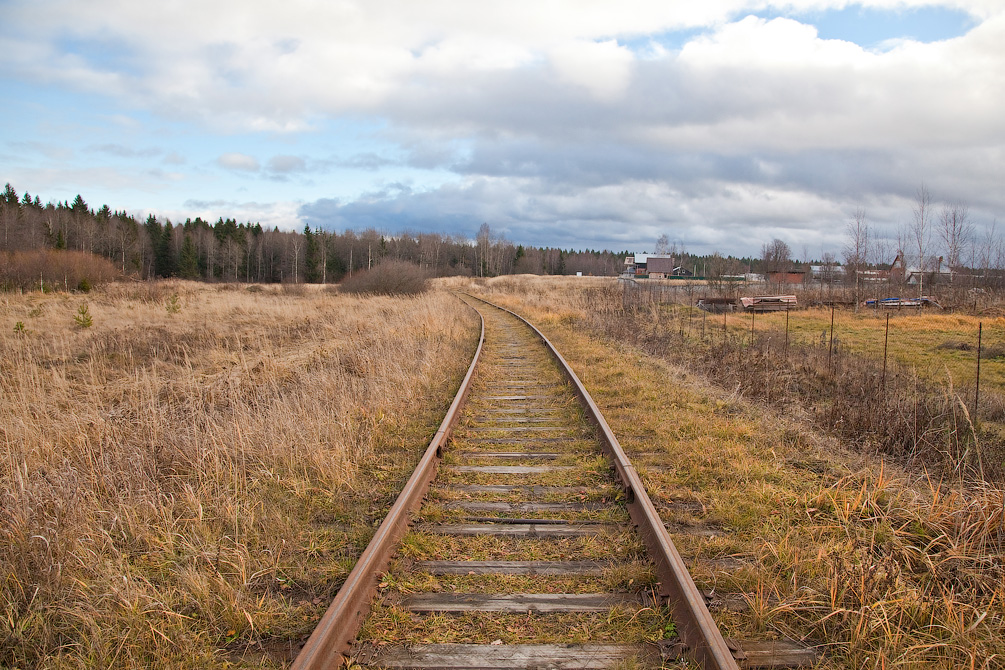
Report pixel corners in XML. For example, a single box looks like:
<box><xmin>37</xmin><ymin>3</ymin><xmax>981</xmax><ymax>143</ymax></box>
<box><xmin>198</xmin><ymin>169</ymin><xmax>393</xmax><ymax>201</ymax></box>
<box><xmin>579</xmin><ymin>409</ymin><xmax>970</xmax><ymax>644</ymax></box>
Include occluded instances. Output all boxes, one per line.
<box><xmin>4</xmin><ymin>0</ymin><xmax>1005</xmax><ymax>253</ymax></box>
<box><xmin>217</xmin><ymin>152</ymin><xmax>260</xmax><ymax>171</ymax></box>
<box><xmin>549</xmin><ymin>40</ymin><xmax>634</xmax><ymax>101</ymax></box>
<box><xmin>172</xmin><ymin>198</ymin><xmax>304</xmax><ymax>230</ymax></box>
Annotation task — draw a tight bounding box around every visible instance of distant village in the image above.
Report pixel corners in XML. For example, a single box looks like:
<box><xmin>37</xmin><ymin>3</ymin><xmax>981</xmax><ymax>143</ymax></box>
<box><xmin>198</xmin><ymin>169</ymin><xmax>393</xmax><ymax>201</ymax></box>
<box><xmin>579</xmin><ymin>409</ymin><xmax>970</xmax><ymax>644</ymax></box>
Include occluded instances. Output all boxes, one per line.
<box><xmin>621</xmin><ymin>252</ymin><xmax>953</xmax><ymax>286</ymax></box>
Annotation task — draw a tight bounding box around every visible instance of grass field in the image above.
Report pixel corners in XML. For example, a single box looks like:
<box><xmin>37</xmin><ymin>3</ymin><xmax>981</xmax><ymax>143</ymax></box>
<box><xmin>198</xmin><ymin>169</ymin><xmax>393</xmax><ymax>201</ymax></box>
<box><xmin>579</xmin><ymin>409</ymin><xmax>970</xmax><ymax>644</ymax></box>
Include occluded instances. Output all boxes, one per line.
<box><xmin>463</xmin><ymin>275</ymin><xmax>1005</xmax><ymax>669</ymax></box>
<box><xmin>733</xmin><ymin>308</ymin><xmax>1005</xmax><ymax>391</ymax></box>
<box><xmin>0</xmin><ymin>281</ymin><xmax>478</xmax><ymax>668</ymax></box>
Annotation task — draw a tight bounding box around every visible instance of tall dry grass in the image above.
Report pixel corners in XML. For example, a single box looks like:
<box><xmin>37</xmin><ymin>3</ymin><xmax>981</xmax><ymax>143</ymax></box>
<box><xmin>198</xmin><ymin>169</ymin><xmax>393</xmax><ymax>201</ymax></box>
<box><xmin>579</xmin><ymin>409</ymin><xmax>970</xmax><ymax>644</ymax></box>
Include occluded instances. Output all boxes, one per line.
<box><xmin>0</xmin><ymin>281</ymin><xmax>478</xmax><ymax>667</ymax></box>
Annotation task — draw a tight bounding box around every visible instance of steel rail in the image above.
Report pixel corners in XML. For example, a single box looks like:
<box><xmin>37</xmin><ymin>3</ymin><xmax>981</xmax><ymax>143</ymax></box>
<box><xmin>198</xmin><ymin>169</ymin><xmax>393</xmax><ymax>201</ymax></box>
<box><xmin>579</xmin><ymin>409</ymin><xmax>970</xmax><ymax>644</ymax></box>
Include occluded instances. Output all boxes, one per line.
<box><xmin>291</xmin><ymin>309</ymin><xmax>485</xmax><ymax>670</ymax></box>
<box><xmin>476</xmin><ymin>297</ymin><xmax>740</xmax><ymax>670</ymax></box>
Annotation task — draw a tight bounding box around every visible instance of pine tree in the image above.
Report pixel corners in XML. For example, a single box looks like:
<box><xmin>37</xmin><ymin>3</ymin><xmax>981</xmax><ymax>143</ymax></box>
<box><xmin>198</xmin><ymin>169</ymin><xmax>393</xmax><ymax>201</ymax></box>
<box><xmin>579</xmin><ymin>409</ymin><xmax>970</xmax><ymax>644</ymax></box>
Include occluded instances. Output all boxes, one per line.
<box><xmin>160</xmin><ymin>221</ymin><xmax>177</xmax><ymax>277</ymax></box>
<box><xmin>303</xmin><ymin>224</ymin><xmax>321</xmax><ymax>283</ymax></box>
<box><xmin>144</xmin><ymin>214</ymin><xmax>163</xmax><ymax>277</ymax></box>
<box><xmin>178</xmin><ymin>234</ymin><xmax>200</xmax><ymax>279</ymax></box>
<box><xmin>3</xmin><ymin>183</ymin><xmax>18</xmax><ymax>206</ymax></box>
<box><xmin>71</xmin><ymin>194</ymin><xmax>89</xmax><ymax>215</ymax></box>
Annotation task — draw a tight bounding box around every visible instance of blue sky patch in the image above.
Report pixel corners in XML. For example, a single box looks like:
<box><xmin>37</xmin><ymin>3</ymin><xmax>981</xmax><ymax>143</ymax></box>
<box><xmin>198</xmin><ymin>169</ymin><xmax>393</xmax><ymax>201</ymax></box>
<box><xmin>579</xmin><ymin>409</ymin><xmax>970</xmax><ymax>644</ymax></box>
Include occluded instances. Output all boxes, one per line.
<box><xmin>620</xmin><ymin>27</ymin><xmax>709</xmax><ymax>55</ymax></box>
<box><xmin>753</xmin><ymin>4</ymin><xmax>979</xmax><ymax>48</ymax></box>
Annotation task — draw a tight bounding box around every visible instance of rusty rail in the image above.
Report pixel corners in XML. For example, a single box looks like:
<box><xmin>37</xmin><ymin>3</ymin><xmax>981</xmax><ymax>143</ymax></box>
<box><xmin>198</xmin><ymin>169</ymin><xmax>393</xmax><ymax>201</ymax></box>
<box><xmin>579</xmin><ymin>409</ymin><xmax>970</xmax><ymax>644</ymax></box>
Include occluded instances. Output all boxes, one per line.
<box><xmin>479</xmin><ymin>297</ymin><xmax>740</xmax><ymax>670</ymax></box>
<box><xmin>291</xmin><ymin>309</ymin><xmax>485</xmax><ymax>670</ymax></box>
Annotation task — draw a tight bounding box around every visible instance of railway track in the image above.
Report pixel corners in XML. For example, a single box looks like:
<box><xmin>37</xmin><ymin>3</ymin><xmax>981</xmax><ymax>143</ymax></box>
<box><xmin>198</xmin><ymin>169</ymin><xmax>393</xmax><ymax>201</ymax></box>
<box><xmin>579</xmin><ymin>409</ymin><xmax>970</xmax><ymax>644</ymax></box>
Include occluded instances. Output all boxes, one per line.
<box><xmin>293</xmin><ymin>297</ymin><xmax>818</xmax><ymax>669</ymax></box>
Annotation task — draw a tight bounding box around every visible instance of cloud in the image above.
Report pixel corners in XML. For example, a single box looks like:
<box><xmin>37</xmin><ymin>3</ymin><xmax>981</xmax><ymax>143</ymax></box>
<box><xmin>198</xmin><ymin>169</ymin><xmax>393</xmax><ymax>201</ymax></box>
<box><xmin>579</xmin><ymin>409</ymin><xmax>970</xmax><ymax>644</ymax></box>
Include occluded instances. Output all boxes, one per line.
<box><xmin>4</xmin><ymin>1</ymin><xmax>1005</xmax><ymax>255</ymax></box>
<box><xmin>85</xmin><ymin>143</ymin><xmax>162</xmax><ymax>158</ymax></box>
<box><xmin>7</xmin><ymin>140</ymin><xmax>75</xmax><ymax>161</ymax></box>
<box><xmin>217</xmin><ymin>152</ymin><xmax>260</xmax><ymax>171</ymax></box>
<box><xmin>298</xmin><ymin>175</ymin><xmax>851</xmax><ymax>254</ymax></box>
<box><xmin>549</xmin><ymin>39</ymin><xmax>634</xmax><ymax>100</ymax></box>
<box><xmin>267</xmin><ymin>154</ymin><xmax>306</xmax><ymax>173</ymax></box>
<box><xmin>339</xmin><ymin>153</ymin><xmax>398</xmax><ymax>170</ymax></box>
<box><xmin>172</xmin><ymin>198</ymin><xmax>303</xmax><ymax>230</ymax></box>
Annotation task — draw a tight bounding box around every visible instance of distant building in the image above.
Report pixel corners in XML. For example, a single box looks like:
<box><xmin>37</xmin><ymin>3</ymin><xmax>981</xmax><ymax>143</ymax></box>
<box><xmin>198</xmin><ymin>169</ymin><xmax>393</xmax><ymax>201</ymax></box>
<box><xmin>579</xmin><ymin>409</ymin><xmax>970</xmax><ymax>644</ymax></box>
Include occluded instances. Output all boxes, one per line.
<box><xmin>622</xmin><ymin>254</ymin><xmax>696</xmax><ymax>279</ymax></box>
<box><xmin>890</xmin><ymin>253</ymin><xmax>952</xmax><ymax>285</ymax></box>
<box><xmin>765</xmin><ymin>270</ymin><xmax>807</xmax><ymax>285</ymax></box>
<box><xmin>810</xmin><ymin>265</ymin><xmax>845</xmax><ymax>282</ymax></box>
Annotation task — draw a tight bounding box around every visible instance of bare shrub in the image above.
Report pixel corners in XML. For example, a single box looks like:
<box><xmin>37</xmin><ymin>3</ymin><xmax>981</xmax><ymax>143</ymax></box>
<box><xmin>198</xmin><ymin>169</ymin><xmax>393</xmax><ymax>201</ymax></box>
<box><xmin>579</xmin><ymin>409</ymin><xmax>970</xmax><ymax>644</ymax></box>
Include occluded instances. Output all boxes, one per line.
<box><xmin>340</xmin><ymin>259</ymin><xmax>429</xmax><ymax>296</ymax></box>
<box><xmin>937</xmin><ymin>339</ymin><xmax>973</xmax><ymax>352</ymax></box>
<box><xmin>0</xmin><ymin>250</ymin><xmax>119</xmax><ymax>292</ymax></box>
<box><xmin>279</xmin><ymin>281</ymin><xmax>308</xmax><ymax>296</ymax></box>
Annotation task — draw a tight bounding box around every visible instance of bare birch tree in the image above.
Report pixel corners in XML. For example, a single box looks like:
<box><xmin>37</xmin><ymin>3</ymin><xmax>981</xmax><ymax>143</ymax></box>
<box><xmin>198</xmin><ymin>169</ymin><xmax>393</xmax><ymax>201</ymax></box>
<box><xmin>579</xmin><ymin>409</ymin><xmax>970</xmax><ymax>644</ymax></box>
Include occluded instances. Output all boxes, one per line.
<box><xmin>939</xmin><ymin>200</ymin><xmax>972</xmax><ymax>284</ymax></box>
<box><xmin>655</xmin><ymin>234</ymin><xmax>670</xmax><ymax>254</ymax></box>
<box><xmin>912</xmin><ymin>183</ymin><xmax>932</xmax><ymax>297</ymax></box>
<box><xmin>844</xmin><ymin>208</ymin><xmax>869</xmax><ymax>309</ymax></box>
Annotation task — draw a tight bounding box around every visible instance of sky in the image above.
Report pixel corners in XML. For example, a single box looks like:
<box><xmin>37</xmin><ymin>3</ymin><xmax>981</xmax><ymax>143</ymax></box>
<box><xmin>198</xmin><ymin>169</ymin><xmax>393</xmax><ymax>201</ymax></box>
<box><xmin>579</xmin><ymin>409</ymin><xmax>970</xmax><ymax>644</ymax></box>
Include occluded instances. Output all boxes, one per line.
<box><xmin>2</xmin><ymin>0</ymin><xmax>1003</xmax><ymax>258</ymax></box>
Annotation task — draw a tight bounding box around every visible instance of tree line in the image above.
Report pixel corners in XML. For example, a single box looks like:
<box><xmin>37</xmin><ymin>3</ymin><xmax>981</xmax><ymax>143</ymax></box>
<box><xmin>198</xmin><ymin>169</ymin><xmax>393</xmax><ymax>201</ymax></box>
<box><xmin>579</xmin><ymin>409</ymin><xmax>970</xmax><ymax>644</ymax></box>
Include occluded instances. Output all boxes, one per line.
<box><xmin>0</xmin><ymin>184</ymin><xmax>627</xmax><ymax>284</ymax></box>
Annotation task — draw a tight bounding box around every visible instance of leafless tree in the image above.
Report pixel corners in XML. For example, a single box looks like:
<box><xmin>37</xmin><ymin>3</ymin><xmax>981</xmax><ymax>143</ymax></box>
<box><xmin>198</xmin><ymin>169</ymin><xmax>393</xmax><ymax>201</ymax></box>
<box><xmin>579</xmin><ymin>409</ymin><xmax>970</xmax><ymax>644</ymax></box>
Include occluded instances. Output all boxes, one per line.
<box><xmin>938</xmin><ymin>199</ymin><xmax>972</xmax><ymax>284</ymax></box>
<box><xmin>912</xmin><ymin>183</ymin><xmax>932</xmax><ymax>296</ymax></box>
<box><xmin>975</xmin><ymin>218</ymin><xmax>999</xmax><ymax>287</ymax></box>
<box><xmin>761</xmin><ymin>238</ymin><xmax>792</xmax><ymax>274</ymax></box>
<box><xmin>290</xmin><ymin>235</ymin><xmax>303</xmax><ymax>282</ymax></box>
<box><xmin>844</xmin><ymin>208</ymin><xmax>869</xmax><ymax>309</ymax></box>
<box><xmin>476</xmin><ymin>222</ymin><xmax>491</xmax><ymax>276</ymax></box>
<box><xmin>655</xmin><ymin>234</ymin><xmax>670</xmax><ymax>254</ymax></box>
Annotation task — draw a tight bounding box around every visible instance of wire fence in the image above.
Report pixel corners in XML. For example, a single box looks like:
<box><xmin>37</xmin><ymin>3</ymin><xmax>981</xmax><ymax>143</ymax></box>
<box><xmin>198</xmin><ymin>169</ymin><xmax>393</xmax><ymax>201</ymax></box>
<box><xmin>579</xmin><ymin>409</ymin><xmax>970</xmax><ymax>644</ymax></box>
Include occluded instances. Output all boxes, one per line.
<box><xmin>619</xmin><ymin>279</ymin><xmax>1005</xmax><ymax>419</ymax></box>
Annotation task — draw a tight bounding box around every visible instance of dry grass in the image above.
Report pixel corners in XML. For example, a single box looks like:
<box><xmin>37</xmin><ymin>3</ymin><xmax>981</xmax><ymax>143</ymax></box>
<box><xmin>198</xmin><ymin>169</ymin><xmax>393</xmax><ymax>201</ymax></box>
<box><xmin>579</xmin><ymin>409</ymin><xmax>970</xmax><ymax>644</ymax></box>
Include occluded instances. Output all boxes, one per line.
<box><xmin>465</xmin><ymin>275</ymin><xmax>1005</xmax><ymax>670</ymax></box>
<box><xmin>0</xmin><ymin>280</ymin><xmax>478</xmax><ymax>668</ymax></box>
<box><xmin>760</xmin><ymin>308</ymin><xmax>1005</xmax><ymax>390</ymax></box>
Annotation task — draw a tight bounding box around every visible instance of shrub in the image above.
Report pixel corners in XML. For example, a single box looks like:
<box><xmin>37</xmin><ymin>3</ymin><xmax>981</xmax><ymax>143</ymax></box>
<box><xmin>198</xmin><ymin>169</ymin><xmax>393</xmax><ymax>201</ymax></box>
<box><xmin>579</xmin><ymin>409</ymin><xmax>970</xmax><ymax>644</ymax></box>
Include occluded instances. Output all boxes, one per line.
<box><xmin>339</xmin><ymin>259</ymin><xmax>429</xmax><ymax>296</ymax></box>
<box><xmin>279</xmin><ymin>282</ymin><xmax>307</xmax><ymax>297</ymax></box>
<box><xmin>0</xmin><ymin>250</ymin><xmax>119</xmax><ymax>292</ymax></box>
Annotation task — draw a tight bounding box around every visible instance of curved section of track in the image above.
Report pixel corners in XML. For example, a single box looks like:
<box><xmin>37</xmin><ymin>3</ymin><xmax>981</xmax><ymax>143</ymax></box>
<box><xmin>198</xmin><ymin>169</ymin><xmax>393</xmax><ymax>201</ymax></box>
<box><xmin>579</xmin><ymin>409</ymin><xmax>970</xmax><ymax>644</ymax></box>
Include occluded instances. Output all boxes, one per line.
<box><xmin>293</xmin><ymin>297</ymin><xmax>739</xmax><ymax>670</ymax></box>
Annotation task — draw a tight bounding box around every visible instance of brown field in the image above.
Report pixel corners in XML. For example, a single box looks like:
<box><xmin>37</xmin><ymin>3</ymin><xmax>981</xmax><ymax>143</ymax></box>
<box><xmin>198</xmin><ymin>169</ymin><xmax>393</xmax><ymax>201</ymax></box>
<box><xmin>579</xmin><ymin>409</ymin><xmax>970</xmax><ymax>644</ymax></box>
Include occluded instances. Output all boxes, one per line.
<box><xmin>0</xmin><ymin>281</ymin><xmax>478</xmax><ymax>668</ymax></box>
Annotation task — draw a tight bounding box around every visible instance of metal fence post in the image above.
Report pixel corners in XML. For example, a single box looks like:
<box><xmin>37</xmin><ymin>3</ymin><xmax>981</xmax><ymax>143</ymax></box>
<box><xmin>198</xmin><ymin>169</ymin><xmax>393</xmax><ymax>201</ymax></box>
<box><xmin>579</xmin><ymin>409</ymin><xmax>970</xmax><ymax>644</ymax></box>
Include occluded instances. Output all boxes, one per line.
<box><xmin>827</xmin><ymin>306</ymin><xmax>835</xmax><ymax>371</ymax></box>
<box><xmin>975</xmin><ymin>322</ymin><xmax>983</xmax><ymax>417</ymax></box>
<box><xmin>882</xmin><ymin>313</ymin><xmax>890</xmax><ymax>390</ymax></box>
<box><xmin>750</xmin><ymin>309</ymin><xmax>755</xmax><ymax>347</ymax></box>
<box><xmin>784</xmin><ymin>308</ymin><xmax>790</xmax><ymax>357</ymax></box>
